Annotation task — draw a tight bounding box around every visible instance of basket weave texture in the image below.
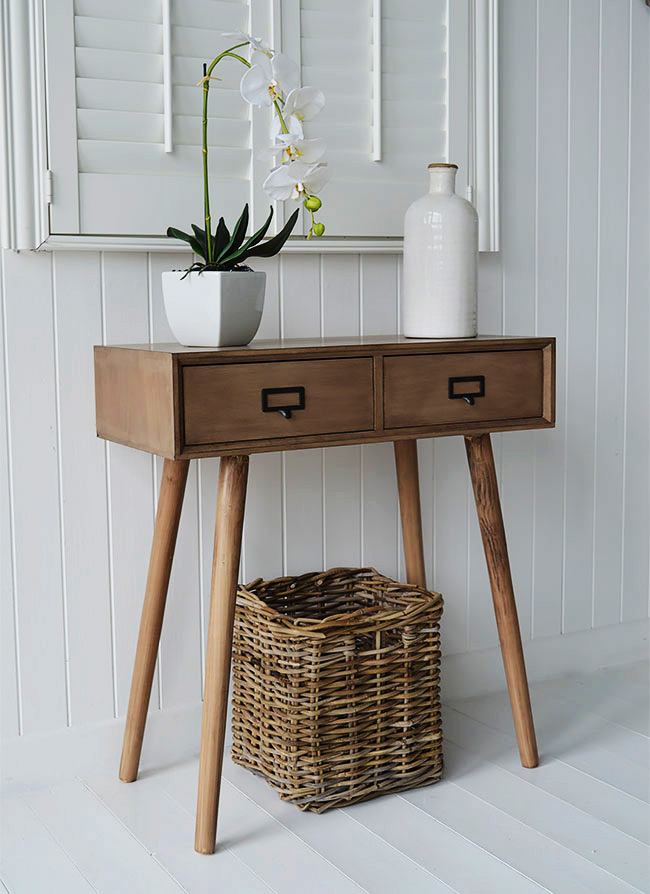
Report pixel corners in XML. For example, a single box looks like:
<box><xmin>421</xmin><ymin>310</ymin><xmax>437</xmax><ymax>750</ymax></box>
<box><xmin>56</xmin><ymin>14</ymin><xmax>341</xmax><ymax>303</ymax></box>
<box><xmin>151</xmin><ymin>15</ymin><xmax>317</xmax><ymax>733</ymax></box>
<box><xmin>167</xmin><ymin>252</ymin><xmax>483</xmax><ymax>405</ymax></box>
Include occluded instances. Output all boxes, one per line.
<box><xmin>231</xmin><ymin>567</ymin><xmax>444</xmax><ymax>812</ymax></box>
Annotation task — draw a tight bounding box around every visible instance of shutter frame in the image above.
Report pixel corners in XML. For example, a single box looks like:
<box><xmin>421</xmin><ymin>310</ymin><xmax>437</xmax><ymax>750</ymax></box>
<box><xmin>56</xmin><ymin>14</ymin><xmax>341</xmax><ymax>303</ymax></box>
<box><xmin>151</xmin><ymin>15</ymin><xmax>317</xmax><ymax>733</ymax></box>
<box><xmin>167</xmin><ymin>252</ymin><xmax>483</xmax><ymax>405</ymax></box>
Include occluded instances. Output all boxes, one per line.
<box><xmin>1</xmin><ymin>0</ymin><xmax>498</xmax><ymax>251</ymax></box>
<box><xmin>0</xmin><ymin>0</ymin><xmax>49</xmax><ymax>249</ymax></box>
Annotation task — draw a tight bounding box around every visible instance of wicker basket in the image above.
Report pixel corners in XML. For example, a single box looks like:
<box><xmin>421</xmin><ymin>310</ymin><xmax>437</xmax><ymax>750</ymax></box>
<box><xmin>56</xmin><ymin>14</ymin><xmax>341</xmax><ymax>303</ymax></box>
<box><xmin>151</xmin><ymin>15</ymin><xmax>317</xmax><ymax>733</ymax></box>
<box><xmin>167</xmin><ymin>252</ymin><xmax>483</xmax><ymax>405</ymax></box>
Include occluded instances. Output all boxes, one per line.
<box><xmin>231</xmin><ymin>567</ymin><xmax>444</xmax><ymax>812</ymax></box>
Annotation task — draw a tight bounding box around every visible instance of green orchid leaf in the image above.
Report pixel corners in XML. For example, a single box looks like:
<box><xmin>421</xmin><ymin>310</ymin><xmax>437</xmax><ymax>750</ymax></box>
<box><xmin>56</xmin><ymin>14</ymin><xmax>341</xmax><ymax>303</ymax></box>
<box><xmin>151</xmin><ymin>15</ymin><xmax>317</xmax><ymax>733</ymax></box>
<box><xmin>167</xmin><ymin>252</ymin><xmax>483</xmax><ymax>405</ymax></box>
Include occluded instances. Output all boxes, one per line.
<box><xmin>167</xmin><ymin>226</ymin><xmax>205</xmax><ymax>259</ymax></box>
<box><xmin>218</xmin><ymin>206</ymin><xmax>275</xmax><ymax>267</ymax></box>
<box><xmin>216</xmin><ymin>204</ymin><xmax>249</xmax><ymax>264</ymax></box>
<box><xmin>240</xmin><ymin>208</ymin><xmax>300</xmax><ymax>261</ymax></box>
<box><xmin>213</xmin><ymin>217</ymin><xmax>230</xmax><ymax>258</ymax></box>
<box><xmin>191</xmin><ymin>224</ymin><xmax>208</xmax><ymax>258</ymax></box>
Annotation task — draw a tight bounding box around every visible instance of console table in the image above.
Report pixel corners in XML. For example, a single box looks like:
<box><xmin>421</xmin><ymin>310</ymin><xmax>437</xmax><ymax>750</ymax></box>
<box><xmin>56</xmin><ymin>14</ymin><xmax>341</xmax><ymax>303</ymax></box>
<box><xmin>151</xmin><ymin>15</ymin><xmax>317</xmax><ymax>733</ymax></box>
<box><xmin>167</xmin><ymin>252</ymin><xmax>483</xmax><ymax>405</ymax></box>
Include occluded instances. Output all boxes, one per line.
<box><xmin>94</xmin><ymin>334</ymin><xmax>555</xmax><ymax>854</ymax></box>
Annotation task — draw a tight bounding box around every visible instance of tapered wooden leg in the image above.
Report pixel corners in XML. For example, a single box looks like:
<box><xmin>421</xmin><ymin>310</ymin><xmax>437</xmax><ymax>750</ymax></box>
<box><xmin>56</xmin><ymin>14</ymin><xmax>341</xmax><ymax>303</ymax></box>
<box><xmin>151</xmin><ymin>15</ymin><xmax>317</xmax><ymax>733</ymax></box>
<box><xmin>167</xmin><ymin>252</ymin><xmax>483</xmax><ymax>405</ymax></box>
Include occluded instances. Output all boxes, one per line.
<box><xmin>119</xmin><ymin>458</ymin><xmax>190</xmax><ymax>783</ymax></box>
<box><xmin>394</xmin><ymin>440</ymin><xmax>427</xmax><ymax>588</ymax></box>
<box><xmin>464</xmin><ymin>434</ymin><xmax>539</xmax><ymax>768</ymax></box>
<box><xmin>195</xmin><ymin>455</ymin><xmax>249</xmax><ymax>854</ymax></box>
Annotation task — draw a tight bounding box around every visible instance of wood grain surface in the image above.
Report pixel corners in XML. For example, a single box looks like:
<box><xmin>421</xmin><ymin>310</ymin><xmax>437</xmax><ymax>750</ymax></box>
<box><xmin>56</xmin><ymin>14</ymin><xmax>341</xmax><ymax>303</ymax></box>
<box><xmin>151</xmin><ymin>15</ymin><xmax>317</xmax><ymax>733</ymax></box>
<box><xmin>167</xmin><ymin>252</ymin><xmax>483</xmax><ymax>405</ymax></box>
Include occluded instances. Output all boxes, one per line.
<box><xmin>95</xmin><ymin>337</ymin><xmax>555</xmax><ymax>458</ymax></box>
<box><xmin>118</xmin><ymin>458</ymin><xmax>190</xmax><ymax>783</ymax></box>
<box><xmin>464</xmin><ymin>433</ymin><xmax>539</xmax><ymax>768</ymax></box>
<box><xmin>183</xmin><ymin>358</ymin><xmax>374</xmax><ymax>445</ymax></box>
<box><xmin>195</xmin><ymin>455</ymin><xmax>249</xmax><ymax>854</ymax></box>
<box><xmin>384</xmin><ymin>350</ymin><xmax>544</xmax><ymax>429</ymax></box>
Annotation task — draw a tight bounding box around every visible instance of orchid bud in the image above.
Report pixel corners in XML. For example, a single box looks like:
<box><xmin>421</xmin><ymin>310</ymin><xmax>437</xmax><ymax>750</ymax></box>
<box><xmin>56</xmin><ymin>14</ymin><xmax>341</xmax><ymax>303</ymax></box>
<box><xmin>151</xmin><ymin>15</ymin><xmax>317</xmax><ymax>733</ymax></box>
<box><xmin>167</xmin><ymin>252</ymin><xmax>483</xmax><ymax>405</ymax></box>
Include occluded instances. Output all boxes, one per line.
<box><xmin>313</xmin><ymin>222</ymin><xmax>325</xmax><ymax>236</ymax></box>
<box><xmin>304</xmin><ymin>196</ymin><xmax>322</xmax><ymax>211</ymax></box>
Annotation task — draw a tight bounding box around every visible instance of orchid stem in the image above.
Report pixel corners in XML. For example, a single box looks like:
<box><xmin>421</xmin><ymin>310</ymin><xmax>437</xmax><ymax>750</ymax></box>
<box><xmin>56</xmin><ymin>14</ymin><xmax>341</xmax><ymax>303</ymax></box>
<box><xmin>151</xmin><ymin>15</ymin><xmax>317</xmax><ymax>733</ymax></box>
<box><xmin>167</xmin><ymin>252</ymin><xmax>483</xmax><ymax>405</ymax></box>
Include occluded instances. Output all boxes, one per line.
<box><xmin>273</xmin><ymin>100</ymin><xmax>290</xmax><ymax>134</ymax></box>
<box><xmin>201</xmin><ymin>41</ymin><xmax>292</xmax><ymax>262</ymax></box>
<box><xmin>202</xmin><ymin>43</ymin><xmax>250</xmax><ymax>263</ymax></box>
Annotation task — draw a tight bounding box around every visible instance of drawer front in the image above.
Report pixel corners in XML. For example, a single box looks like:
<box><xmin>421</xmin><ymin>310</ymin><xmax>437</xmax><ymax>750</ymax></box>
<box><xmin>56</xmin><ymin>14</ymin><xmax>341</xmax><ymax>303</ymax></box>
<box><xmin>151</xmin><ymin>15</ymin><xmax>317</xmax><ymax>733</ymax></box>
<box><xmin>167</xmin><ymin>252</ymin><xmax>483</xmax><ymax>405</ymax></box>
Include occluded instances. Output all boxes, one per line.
<box><xmin>384</xmin><ymin>350</ymin><xmax>544</xmax><ymax>429</ymax></box>
<box><xmin>183</xmin><ymin>358</ymin><xmax>374</xmax><ymax>445</ymax></box>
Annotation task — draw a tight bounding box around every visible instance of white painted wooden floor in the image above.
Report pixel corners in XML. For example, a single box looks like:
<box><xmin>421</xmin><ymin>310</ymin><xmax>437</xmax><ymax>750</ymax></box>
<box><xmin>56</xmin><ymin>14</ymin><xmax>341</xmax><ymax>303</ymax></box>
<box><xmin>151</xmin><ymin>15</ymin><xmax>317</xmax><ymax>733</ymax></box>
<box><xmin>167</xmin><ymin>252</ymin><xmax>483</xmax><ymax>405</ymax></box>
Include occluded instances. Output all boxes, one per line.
<box><xmin>2</xmin><ymin>661</ymin><xmax>648</xmax><ymax>894</ymax></box>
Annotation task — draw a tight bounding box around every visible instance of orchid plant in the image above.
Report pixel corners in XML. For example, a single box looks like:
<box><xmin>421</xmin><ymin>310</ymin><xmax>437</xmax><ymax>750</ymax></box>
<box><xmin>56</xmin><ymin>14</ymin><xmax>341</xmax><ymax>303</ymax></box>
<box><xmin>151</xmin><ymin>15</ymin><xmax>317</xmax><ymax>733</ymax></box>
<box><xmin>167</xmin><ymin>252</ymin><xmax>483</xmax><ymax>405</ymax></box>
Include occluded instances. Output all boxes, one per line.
<box><xmin>167</xmin><ymin>32</ymin><xmax>329</xmax><ymax>273</ymax></box>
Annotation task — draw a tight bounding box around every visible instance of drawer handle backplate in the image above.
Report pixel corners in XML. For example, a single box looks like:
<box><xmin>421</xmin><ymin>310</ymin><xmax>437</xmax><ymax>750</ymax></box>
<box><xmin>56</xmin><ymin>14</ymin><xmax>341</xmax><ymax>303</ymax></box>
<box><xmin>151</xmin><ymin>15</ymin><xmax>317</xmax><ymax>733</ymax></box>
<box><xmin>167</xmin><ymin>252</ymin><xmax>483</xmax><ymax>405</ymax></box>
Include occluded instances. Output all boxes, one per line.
<box><xmin>261</xmin><ymin>386</ymin><xmax>306</xmax><ymax>420</ymax></box>
<box><xmin>448</xmin><ymin>375</ymin><xmax>485</xmax><ymax>407</ymax></box>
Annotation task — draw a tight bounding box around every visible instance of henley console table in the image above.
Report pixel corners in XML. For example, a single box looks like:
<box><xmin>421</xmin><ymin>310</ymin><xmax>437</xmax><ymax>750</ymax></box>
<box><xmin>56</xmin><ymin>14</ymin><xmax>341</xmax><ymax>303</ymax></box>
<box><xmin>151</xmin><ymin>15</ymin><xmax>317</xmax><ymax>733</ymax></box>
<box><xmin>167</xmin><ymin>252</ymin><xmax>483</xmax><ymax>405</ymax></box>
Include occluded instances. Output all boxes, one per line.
<box><xmin>94</xmin><ymin>334</ymin><xmax>555</xmax><ymax>854</ymax></box>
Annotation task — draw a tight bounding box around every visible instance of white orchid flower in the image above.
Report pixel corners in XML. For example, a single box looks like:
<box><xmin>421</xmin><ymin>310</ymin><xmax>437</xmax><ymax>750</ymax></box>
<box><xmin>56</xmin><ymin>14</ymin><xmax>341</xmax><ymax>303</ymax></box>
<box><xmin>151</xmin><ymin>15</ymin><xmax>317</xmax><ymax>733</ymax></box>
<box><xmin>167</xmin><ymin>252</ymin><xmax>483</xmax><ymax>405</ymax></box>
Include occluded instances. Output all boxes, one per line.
<box><xmin>270</xmin><ymin>86</ymin><xmax>325</xmax><ymax>138</ymax></box>
<box><xmin>220</xmin><ymin>31</ymin><xmax>271</xmax><ymax>56</ymax></box>
<box><xmin>271</xmin><ymin>135</ymin><xmax>327</xmax><ymax>166</ymax></box>
<box><xmin>263</xmin><ymin>160</ymin><xmax>330</xmax><ymax>201</ymax></box>
<box><xmin>284</xmin><ymin>87</ymin><xmax>325</xmax><ymax>120</ymax></box>
<box><xmin>270</xmin><ymin>113</ymin><xmax>303</xmax><ymax>141</ymax></box>
<box><xmin>240</xmin><ymin>51</ymin><xmax>299</xmax><ymax>107</ymax></box>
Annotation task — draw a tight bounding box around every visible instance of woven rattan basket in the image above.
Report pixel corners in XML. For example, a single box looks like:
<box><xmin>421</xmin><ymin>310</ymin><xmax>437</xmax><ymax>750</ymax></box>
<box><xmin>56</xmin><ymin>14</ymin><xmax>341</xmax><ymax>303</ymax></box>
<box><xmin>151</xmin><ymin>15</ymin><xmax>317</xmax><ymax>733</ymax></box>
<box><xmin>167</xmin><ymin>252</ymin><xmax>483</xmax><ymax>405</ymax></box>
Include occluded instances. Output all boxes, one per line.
<box><xmin>231</xmin><ymin>567</ymin><xmax>444</xmax><ymax>812</ymax></box>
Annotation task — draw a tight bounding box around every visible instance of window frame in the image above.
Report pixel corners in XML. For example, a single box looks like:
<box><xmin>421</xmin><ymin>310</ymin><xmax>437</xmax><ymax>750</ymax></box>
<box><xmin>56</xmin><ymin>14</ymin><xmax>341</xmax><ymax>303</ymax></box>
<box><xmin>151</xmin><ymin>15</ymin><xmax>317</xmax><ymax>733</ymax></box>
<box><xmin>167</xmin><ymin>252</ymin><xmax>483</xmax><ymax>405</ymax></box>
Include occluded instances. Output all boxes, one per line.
<box><xmin>0</xmin><ymin>0</ymin><xmax>499</xmax><ymax>252</ymax></box>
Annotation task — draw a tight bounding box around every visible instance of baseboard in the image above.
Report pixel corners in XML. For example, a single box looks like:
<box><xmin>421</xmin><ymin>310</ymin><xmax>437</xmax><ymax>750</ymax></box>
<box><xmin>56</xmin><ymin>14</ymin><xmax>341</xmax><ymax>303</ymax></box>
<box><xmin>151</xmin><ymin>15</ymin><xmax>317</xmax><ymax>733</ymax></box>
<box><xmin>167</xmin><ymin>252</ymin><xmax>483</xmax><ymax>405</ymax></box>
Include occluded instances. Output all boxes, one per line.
<box><xmin>1</xmin><ymin>702</ymin><xmax>204</xmax><ymax>798</ymax></box>
<box><xmin>441</xmin><ymin>617</ymin><xmax>649</xmax><ymax>700</ymax></box>
<box><xmin>2</xmin><ymin>618</ymin><xmax>648</xmax><ymax>795</ymax></box>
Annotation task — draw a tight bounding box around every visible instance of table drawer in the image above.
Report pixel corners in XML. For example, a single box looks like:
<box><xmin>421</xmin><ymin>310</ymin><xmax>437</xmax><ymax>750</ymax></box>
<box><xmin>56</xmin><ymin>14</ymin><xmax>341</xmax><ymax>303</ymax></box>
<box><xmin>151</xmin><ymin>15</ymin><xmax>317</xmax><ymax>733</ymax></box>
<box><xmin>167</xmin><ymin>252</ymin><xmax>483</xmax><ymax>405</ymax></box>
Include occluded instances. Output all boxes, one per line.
<box><xmin>183</xmin><ymin>358</ymin><xmax>374</xmax><ymax>445</ymax></box>
<box><xmin>384</xmin><ymin>350</ymin><xmax>544</xmax><ymax>429</ymax></box>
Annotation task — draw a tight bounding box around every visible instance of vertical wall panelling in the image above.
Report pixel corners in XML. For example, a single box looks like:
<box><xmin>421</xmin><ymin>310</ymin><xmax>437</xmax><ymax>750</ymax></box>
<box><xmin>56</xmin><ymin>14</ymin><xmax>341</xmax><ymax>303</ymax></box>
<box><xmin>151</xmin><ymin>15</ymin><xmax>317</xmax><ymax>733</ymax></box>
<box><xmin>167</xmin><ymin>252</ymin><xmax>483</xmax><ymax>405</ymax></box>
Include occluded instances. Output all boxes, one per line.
<box><xmin>252</xmin><ymin>256</ymin><xmax>281</xmax><ymax>342</ymax></box>
<box><xmin>0</xmin><ymin>244</ymin><xmax>19</xmax><ymax>737</ymax></box>
<box><xmin>148</xmin><ymin>254</ymin><xmax>202</xmax><ymax>710</ymax></box>
<box><xmin>360</xmin><ymin>255</ymin><xmax>399</xmax><ymax>581</ymax></box>
<box><xmin>562</xmin><ymin>0</ymin><xmax>600</xmax><ymax>633</ymax></box>
<box><xmin>416</xmin><ymin>439</ymin><xmax>434</xmax><ymax>588</ymax></box>
<box><xmin>498</xmin><ymin>0</ymin><xmax>537</xmax><ymax>644</ymax></box>
<box><xmin>3</xmin><ymin>250</ymin><xmax>67</xmax><ymax>734</ymax></box>
<box><xmin>52</xmin><ymin>253</ymin><xmax>113</xmax><ymax>725</ymax></box>
<box><xmin>243</xmin><ymin>453</ymin><xmax>284</xmax><ymax>582</ymax></box>
<box><xmin>359</xmin><ymin>255</ymin><xmax>399</xmax><ymax>337</ymax></box>
<box><xmin>468</xmin><ymin>254</ymin><xmax>504</xmax><ymax>651</ymax></box>
<box><xmin>621</xmin><ymin>0</ymin><xmax>650</xmax><ymax>622</ymax></box>
<box><xmin>281</xmin><ymin>255</ymin><xmax>324</xmax><ymax>574</ymax></box>
<box><xmin>243</xmin><ymin>257</ymin><xmax>284</xmax><ymax>584</ymax></box>
<box><xmin>101</xmin><ymin>253</ymin><xmax>156</xmax><ymax>716</ymax></box>
<box><xmin>321</xmin><ymin>255</ymin><xmax>362</xmax><ymax>569</ymax></box>
<box><xmin>433</xmin><ymin>437</ymin><xmax>469</xmax><ymax>656</ymax></box>
<box><xmin>532</xmin><ymin>0</ymin><xmax>569</xmax><ymax>640</ymax></box>
<box><xmin>592</xmin><ymin>0</ymin><xmax>630</xmax><ymax>628</ymax></box>
<box><xmin>197</xmin><ymin>457</ymin><xmax>219</xmax><ymax>671</ymax></box>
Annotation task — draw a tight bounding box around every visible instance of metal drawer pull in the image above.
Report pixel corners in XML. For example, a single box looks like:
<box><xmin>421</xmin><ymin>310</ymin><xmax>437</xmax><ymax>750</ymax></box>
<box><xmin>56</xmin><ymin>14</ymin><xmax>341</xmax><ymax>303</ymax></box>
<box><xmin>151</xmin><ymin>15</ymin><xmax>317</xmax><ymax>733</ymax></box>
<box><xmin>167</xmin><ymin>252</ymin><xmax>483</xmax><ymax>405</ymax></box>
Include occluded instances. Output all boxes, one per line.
<box><xmin>261</xmin><ymin>386</ymin><xmax>306</xmax><ymax>420</ymax></box>
<box><xmin>448</xmin><ymin>375</ymin><xmax>485</xmax><ymax>407</ymax></box>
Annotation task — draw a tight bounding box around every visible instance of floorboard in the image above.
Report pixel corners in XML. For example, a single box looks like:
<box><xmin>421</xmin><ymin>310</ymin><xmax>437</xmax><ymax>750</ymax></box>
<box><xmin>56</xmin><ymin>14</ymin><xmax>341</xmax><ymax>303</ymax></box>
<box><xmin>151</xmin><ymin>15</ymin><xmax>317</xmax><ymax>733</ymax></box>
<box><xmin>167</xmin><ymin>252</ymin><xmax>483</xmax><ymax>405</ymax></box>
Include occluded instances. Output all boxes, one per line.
<box><xmin>161</xmin><ymin>763</ymin><xmax>368</xmax><ymax>893</ymax></box>
<box><xmin>443</xmin><ymin>704</ymin><xmax>649</xmax><ymax>845</ymax></box>
<box><xmin>1</xmin><ymin>661</ymin><xmax>648</xmax><ymax>894</ymax></box>
<box><xmin>440</xmin><ymin>740</ymin><xmax>648</xmax><ymax>890</ymax></box>
<box><xmin>223</xmin><ymin>759</ymin><xmax>458</xmax><ymax>894</ymax></box>
<box><xmin>449</xmin><ymin>690</ymin><xmax>649</xmax><ymax>800</ymax></box>
<box><xmin>87</xmin><ymin>775</ymin><xmax>273</xmax><ymax>894</ymax></box>
<box><xmin>0</xmin><ymin>798</ymin><xmax>97</xmax><ymax>894</ymax></box>
<box><xmin>25</xmin><ymin>782</ymin><xmax>184</xmax><ymax>893</ymax></box>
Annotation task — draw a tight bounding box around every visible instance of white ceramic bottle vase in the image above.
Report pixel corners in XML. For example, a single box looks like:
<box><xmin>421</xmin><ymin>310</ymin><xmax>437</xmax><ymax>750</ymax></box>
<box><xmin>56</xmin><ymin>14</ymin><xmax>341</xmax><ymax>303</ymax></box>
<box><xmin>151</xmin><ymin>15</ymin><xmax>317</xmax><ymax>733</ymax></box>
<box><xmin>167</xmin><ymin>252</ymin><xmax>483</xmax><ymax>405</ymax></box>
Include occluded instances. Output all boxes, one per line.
<box><xmin>403</xmin><ymin>163</ymin><xmax>478</xmax><ymax>338</ymax></box>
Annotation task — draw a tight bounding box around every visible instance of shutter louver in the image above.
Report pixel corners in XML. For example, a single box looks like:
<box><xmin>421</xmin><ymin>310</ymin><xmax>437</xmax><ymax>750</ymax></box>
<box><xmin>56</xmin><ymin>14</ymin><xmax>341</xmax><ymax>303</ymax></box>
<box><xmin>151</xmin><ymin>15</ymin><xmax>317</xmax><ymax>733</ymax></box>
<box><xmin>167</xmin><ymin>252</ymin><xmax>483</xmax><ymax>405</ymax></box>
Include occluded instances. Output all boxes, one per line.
<box><xmin>290</xmin><ymin>0</ymin><xmax>450</xmax><ymax>238</ymax></box>
<box><xmin>48</xmin><ymin>0</ymin><xmax>263</xmax><ymax>237</ymax></box>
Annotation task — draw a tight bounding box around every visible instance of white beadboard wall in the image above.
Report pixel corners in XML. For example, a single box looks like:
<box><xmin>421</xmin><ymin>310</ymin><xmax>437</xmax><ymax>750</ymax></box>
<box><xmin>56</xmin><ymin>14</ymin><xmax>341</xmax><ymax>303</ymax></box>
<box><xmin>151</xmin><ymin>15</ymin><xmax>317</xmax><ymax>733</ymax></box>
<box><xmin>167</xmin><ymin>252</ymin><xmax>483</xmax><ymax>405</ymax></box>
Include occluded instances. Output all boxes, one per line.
<box><xmin>1</xmin><ymin>0</ymin><xmax>649</xmax><ymax>743</ymax></box>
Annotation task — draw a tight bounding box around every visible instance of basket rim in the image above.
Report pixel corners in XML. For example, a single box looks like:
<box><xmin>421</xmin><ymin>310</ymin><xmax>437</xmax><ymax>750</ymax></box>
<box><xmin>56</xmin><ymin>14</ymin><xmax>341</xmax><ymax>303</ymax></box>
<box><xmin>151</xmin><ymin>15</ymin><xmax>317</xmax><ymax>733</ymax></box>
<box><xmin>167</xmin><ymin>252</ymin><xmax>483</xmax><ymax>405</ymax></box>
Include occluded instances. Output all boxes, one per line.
<box><xmin>236</xmin><ymin>567</ymin><xmax>443</xmax><ymax>637</ymax></box>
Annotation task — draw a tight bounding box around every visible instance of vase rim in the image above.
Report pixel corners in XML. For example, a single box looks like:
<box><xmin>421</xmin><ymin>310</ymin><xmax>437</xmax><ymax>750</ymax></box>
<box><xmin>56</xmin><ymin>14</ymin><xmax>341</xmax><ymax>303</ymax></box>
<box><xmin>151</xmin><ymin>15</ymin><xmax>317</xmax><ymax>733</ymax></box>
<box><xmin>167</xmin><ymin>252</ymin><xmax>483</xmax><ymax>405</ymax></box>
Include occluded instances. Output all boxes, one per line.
<box><xmin>428</xmin><ymin>162</ymin><xmax>458</xmax><ymax>169</ymax></box>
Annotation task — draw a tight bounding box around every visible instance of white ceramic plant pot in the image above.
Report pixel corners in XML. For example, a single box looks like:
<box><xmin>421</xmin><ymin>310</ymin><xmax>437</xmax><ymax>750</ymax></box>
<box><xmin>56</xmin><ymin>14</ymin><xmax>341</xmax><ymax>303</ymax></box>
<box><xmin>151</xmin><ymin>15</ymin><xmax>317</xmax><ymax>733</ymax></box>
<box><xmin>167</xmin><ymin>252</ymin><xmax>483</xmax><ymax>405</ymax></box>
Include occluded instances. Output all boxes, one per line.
<box><xmin>162</xmin><ymin>270</ymin><xmax>266</xmax><ymax>347</ymax></box>
<box><xmin>402</xmin><ymin>163</ymin><xmax>478</xmax><ymax>339</ymax></box>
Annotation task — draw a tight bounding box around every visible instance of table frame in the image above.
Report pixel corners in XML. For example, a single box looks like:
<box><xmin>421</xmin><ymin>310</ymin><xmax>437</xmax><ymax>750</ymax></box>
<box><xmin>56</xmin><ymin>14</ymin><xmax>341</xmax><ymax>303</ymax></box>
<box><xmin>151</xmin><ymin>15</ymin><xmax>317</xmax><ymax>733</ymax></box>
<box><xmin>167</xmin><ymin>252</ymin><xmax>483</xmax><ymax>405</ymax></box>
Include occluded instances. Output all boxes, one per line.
<box><xmin>117</xmin><ymin>434</ymin><xmax>538</xmax><ymax>854</ymax></box>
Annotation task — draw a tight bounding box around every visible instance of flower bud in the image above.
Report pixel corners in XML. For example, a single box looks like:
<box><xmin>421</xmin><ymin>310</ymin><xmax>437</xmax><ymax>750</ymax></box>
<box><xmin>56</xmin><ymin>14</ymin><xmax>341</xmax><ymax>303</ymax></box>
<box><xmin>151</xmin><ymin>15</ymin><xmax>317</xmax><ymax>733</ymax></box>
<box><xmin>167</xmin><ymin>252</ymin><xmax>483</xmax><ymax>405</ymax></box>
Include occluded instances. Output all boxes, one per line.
<box><xmin>304</xmin><ymin>196</ymin><xmax>322</xmax><ymax>211</ymax></box>
<box><xmin>313</xmin><ymin>222</ymin><xmax>325</xmax><ymax>236</ymax></box>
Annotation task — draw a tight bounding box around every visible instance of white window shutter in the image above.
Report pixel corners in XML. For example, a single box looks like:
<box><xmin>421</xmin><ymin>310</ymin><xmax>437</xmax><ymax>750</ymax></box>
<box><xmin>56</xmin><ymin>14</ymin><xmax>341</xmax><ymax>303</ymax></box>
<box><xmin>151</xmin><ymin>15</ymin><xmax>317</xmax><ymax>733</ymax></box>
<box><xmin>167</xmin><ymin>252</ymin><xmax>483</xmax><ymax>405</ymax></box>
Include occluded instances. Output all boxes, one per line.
<box><xmin>1</xmin><ymin>0</ymin><xmax>496</xmax><ymax>249</ymax></box>
<box><xmin>45</xmin><ymin>0</ymin><xmax>273</xmax><ymax>238</ymax></box>
<box><xmin>282</xmin><ymin>0</ymin><xmax>461</xmax><ymax>239</ymax></box>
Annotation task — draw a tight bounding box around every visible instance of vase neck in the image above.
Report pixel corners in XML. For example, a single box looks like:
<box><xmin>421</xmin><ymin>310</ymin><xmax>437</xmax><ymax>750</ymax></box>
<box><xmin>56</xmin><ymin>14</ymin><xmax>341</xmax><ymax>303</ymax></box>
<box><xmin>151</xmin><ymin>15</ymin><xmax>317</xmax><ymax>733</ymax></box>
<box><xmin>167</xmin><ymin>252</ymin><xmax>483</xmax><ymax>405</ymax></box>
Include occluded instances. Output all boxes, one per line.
<box><xmin>428</xmin><ymin>165</ymin><xmax>457</xmax><ymax>196</ymax></box>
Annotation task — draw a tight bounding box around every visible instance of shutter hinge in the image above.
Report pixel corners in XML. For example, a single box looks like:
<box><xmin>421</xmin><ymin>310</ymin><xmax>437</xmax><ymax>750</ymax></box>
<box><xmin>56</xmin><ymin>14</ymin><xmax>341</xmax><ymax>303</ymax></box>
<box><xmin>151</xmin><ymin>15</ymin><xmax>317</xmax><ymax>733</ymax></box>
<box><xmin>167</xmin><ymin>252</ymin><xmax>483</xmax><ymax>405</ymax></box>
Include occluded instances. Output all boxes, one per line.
<box><xmin>466</xmin><ymin>184</ymin><xmax>474</xmax><ymax>204</ymax></box>
<box><xmin>45</xmin><ymin>170</ymin><xmax>53</xmax><ymax>204</ymax></box>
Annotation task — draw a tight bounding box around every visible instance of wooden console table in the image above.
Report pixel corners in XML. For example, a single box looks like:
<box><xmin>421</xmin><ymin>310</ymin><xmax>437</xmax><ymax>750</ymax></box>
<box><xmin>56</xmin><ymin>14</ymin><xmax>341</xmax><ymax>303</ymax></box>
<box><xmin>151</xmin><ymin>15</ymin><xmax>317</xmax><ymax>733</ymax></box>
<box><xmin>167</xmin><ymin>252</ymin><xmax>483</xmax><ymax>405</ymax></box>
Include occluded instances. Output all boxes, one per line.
<box><xmin>94</xmin><ymin>334</ymin><xmax>555</xmax><ymax>854</ymax></box>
